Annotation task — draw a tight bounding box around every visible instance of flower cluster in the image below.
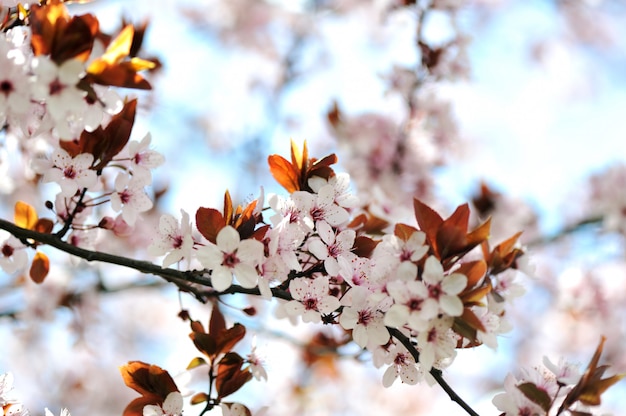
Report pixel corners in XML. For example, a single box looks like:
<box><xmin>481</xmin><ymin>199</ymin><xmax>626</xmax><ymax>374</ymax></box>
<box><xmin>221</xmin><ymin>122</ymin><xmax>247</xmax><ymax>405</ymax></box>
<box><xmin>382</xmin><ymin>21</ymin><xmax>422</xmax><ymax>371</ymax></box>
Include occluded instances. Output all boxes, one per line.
<box><xmin>149</xmin><ymin>141</ymin><xmax>526</xmax><ymax>387</ymax></box>
<box><xmin>0</xmin><ymin>2</ymin><xmax>163</xmax><ymax>280</ymax></box>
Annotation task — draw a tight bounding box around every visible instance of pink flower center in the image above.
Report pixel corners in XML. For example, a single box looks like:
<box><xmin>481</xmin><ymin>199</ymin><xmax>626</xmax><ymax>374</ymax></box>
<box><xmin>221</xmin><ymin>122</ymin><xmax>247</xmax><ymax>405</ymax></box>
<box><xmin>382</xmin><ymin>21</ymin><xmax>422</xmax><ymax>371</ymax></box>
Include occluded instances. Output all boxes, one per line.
<box><xmin>408</xmin><ymin>297</ymin><xmax>423</xmax><ymax>311</ymax></box>
<box><xmin>119</xmin><ymin>190</ymin><xmax>131</xmax><ymax>204</ymax></box>
<box><xmin>303</xmin><ymin>296</ymin><xmax>318</xmax><ymax>310</ymax></box>
<box><xmin>170</xmin><ymin>234</ymin><xmax>184</xmax><ymax>249</ymax></box>
<box><xmin>310</xmin><ymin>206</ymin><xmax>324</xmax><ymax>221</ymax></box>
<box><xmin>1</xmin><ymin>80</ymin><xmax>13</xmax><ymax>95</ymax></box>
<box><xmin>222</xmin><ymin>252</ymin><xmax>240</xmax><ymax>268</ymax></box>
<box><xmin>327</xmin><ymin>242</ymin><xmax>341</xmax><ymax>258</ymax></box>
<box><xmin>2</xmin><ymin>243</ymin><xmax>14</xmax><ymax>257</ymax></box>
<box><xmin>399</xmin><ymin>248</ymin><xmax>413</xmax><ymax>262</ymax></box>
<box><xmin>49</xmin><ymin>78</ymin><xmax>65</xmax><ymax>96</ymax></box>
<box><xmin>357</xmin><ymin>309</ymin><xmax>373</xmax><ymax>325</ymax></box>
<box><xmin>428</xmin><ymin>283</ymin><xmax>442</xmax><ymax>300</ymax></box>
<box><xmin>63</xmin><ymin>165</ymin><xmax>77</xmax><ymax>179</ymax></box>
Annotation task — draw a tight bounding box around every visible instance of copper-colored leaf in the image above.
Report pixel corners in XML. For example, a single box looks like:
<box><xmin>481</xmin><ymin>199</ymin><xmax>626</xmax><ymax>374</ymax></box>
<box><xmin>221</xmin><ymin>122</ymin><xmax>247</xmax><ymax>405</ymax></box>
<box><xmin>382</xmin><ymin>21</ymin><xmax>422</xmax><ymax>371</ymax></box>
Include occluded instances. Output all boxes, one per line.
<box><xmin>352</xmin><ymin>235</ymin><xmax>379</xmax><ymax>258</ymax></box>
<box><xmin>119</xmin><ymin>361</ymin><xmax>178</xmax><ymax>398</ymax></box>
<box><xmin>29</xmin><ymin>252</ymin><xmax>50</xmax><ymax>284</ymax></box>
<box><xmin>122</xmin><ymin>395</ymin><xmax>161</xmax><ymax>416</ymax></box>
<box><xmin>268</xmin><ymin>154</ymin><xmax>299</xmax><ymax>193</ymax></box>
<box><xmin>14</xmin><ymin>201</ymin><xmax>38</xmax><ymax>230</ymax></box>
<box><xmin>215</xmin><ymin>323</ymin><xmax>246</xmax><ymax>356</ymax></box>
<box><xmin>517</xmin><ymin>382</ymin><xmax>551</xmax><ymax>412</ymax></box>
<box><xmin>456</xmin><ymin>260</ymin><xmax>487</xmax><ymax>289</ymax></box>
<box><xmin>413</xmin><ymin>198</ymin><xmax>443</xmax><ymax>248</ymax></box>
<box><xmin>223</xmin><ymin>190</ymin><xmax>234</xmax><ymax>224</ymax></box>
<box><xmin>195</xmin><ymin>207</ymin><xmax>225</xmax><ymax>244</ymax></box>
<box><xmin>190</xmin><ymin>392</ymin><xmax>209</xmax><ymax>405</ymax></box>
<box><xmin>189</xmin><ymin>331</ymin><xmax>218</xmax><ymax>358</ymax></box>
<box><xmin>209</xmin><ymin>303</ymin><xmax>226</xmax><ymax>335</ymax></box>
<box><xmin>98</xmin><ymin>24</ymin><xmax>133</xmax><ymax>65</ymax></box>
<box><xmin>579</xmin><ymin>373</ymin><xmax>625</xmax><ymax>406</ymax></box>
<box><xmin>216</xmin><ymin>352</ymin><xmax>252</xmax><ymax>400</ymax></box>
<box><xmin>34</xmin><ymin>218</ymin><xmax>54</xmax><ymax>234</ymax></box>
<box><xmin>394</xmin><ymin>223</ymin><xmax>418</xmax><ymax>242</ymax></box>
<box><xmin>290</xmin><ymin>139</ymin><xmax>307</xmax><ymax>174</ymax></box>
<box><xmin>467</xmin><ymin>217</ymin><xmax>491</xmax><ymax>247</ymax></box>
<box><xmin>29</xmin><ymin>2</ymin><xmax>70</xmax><ymax>56</ymax></box>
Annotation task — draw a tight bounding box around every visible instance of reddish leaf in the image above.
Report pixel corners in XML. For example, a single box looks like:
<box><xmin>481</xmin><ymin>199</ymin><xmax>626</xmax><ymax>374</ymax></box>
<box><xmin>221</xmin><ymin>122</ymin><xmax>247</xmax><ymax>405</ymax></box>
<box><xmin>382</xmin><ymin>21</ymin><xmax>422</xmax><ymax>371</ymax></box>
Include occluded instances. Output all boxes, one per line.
<box><xmin>413</xmin><ymin>198</ymin><xmax>443</xmax><ymax>248</ymax></box>
<box><xmin>223</xmin><ymin>190</ymin><xmax>234</xmax><ymax>224</ymax></box>
<box><xmin>517</xmin><ymin>382</ymin><xmax>551</xmax><ymax>412</ymax></box>
<box><xmin>14</xmin><ymin>201</ymin><xmax>38</xmax><ymax>230</ymax></box>
<box><xmin>466</xmin><ymin>217</ymin><xmax>491</xmax><ymax>247</ymax></box>
<box><xmin>456</xmin><ymin>260</ymin><xmax>487</xmax><ymax>289</ymax></box>
<box><xmin>34</xmin><ymin>218</ymin><xmax>54</xmax><ymax>234</ymax></box>
<box><xmin>196</xmin><ymin>207</ymin><xmax>225</xmax><ymax>244</ymax></box>
<box><xmin>352</xmin><ymin>235</ymin><xmax>379</xmax><ymax>258</ymax></box>
<box><xmin>119</xmin><ymin>361</ymin><xmax>178</xmax><ymax>398</ymax></box>
<box><xmin>122</xmin><ymin>395</ymin><xmax>161</xmax><ymax>416</ymax></box>
<box><xmin>394</xmin><ymin>223</ymin><xmax>418</xmax><ymax>242</ymax></box>
<box><xmin>189</xmin><ymin>331</ymin><xmax>218</xmax><ymax>358</ymax></box>
<box><xmin>268</xmin><ymin>154</ymin><xmax>299</xmax><ymax>193</ymax></box>
<box><xmin>216</xmin><ymin>352</ymin><xmax>252</xmax><ymax>400</ymax></box>
<box><xmin>29</xmin><ymin>252</ymin><xmax>49</xmax><ymax>284</ymax></box>
<box><xmin>215</xmin><ymin>323</ymin><xmax>246</xmax><ymax>356</ymax></box>
<box><xmin>209</xmin><ymin>303</ymin><xmax>226</xmax><ymax>335</ymax></box>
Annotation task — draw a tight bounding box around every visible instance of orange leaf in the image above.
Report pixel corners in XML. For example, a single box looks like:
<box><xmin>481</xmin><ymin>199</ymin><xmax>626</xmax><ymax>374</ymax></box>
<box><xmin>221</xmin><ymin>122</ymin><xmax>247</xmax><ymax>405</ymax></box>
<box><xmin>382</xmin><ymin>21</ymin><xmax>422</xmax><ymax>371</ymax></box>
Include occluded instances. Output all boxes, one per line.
<box><xmin>216</xmin><ymin>352</ymin><xmax>252</xmax><ymax>399</ymax></box>
<box><xmin>215</xmin><ymin>323</ymin><xmax>246</xmax><ymax>356</ymax></box>
<box><xmin>15</xmin><ymin>201</ymin><xmax>38</xmax><ymax>230</ymax></box>
<box><xmin>119</xmin><ymin>361</ymin><xmax>178</xmax><ymax>398</ymax></box>
<box><xmin>99</xmin><ymin>24</ymin><xmax>133</xmax><ymax>65</ymax></box>
<box><xmin>290</xmin><ymin>139</ymin><xmax>307</xmax><ymax>174</ymax></box>
<box><xmin>29</xmin><ymin>252</ymin><xmax>49</xmax><ymax>284</ymax></box>
<box><xmin>268</xmin><ymin>154</ymin><xmax>299</xmax><ymax>193</ymax></box>
<box><xmin>456</xmin><ymin>260</ymin><xmax>487</xmax><ymax>288</ymax></box>
<box><xmin>34</xmin><ymin>218</ymin><xmax>54</xmax><ymax>234</ymax></box>
<box><xmin>394</xmin><ymin>223</ymin><xmax>419</xmax><ymax>242</ymax></box>
<box><xmin>223</xmin><ymin>190</ymin><xmax>234</xmax><ymax>224</ymax></box>
<box><xmin>190</xmin><ymin>392</ymin><xmax>209</xmax><ymax>405</ymax></box>
<box><xmin>413</xmin><ymin>198</ymin><xmax>443</xmax><ymax>248</ymax></box>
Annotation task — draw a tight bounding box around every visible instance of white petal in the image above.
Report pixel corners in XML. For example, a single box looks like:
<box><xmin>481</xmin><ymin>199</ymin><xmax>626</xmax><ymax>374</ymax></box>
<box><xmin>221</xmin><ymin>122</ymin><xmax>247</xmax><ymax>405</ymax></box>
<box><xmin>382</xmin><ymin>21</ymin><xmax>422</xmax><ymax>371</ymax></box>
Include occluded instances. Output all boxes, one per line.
<box><xmin>217</xmin><ymin>226</ymin><xmax>240</xmax><ymax>252</ymax></box>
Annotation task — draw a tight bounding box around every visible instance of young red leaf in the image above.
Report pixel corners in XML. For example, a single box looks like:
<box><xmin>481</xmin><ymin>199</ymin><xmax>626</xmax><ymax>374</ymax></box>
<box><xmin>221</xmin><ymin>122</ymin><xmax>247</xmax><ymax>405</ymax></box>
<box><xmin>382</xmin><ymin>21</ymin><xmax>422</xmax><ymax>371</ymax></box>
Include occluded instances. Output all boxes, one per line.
<box><xmin>413</xmin><ymin>198</ymin><xmax>443</xmax><ymax>248</ymax></box>
<box><xmin>122</xmin><ymin>395</ymin><xmax>161</xmax><ymax>416</ymax></box>
<box><xmin>209</xmin><ymin>303</ymin><xmax>226</xmax><ymax>335</ymax></box>
<box><xmin>394</xmin><ymin>223</ymin><xmax>419</xmax><ymax>242</ymax></box>
<box><xmin>34</xmin><ymin>218</ymin><xmax>54</xmax><ymax>234</ymax></box>
<box><xmin>223</xmin><ymin>190</ymin><xmax>234</xmax><ymax>224</ymax></box>
<box><xmin>196</xmin><ymin>207</ymin><xmax>225</xmax><ymax>244</ymax></box>
<box><xmin>29</xmin><ymin>252</ymin><xmax>50</xmax><ymax>284</ymax></box>
<box><xmin>189</xmin><ymin>331</ymin><xmax>218</xmax><ymax>359</ymax></box>
<box><xmin>456</xmin><ymin>260</ymin><xmax>487</xmax><ymax>289</ymax></box>
<box><xmin>352</xmin><ymin>235</ymin><xmax>379</xmax><ymax>258</ymax></box>
<box><xmin>268</xmin><ymin>154</ymin><xmax>299</xmax><ymax>193</ymax></box>
<box><xmin>119</xmin><ymin>361</ymin><xmax>178</xmax><ymax>398</ymax></box>
<box><xmin>215</xmin><ymin>323</ymin><xmax>246</xmax><ymax>356</ymax></box>
<box><xmin>216</xmin><ymin>352</ymin><xmax>252</xmax><ymax>400</ymax></box>
<box><xmin>517</xmin><ymin>382</ymin><xmax>551</xmax><ymax>412</ymax></box>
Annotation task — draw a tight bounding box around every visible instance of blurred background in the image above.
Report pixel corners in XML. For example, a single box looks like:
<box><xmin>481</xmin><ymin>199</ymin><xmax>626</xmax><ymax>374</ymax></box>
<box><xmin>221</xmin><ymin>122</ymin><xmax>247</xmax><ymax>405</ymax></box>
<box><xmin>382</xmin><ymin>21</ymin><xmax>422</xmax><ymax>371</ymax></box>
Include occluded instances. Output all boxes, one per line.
<box><xmin>2</xmin><ymin>0</ymin><xmax>626</xmax><ymax>414</ymax></box>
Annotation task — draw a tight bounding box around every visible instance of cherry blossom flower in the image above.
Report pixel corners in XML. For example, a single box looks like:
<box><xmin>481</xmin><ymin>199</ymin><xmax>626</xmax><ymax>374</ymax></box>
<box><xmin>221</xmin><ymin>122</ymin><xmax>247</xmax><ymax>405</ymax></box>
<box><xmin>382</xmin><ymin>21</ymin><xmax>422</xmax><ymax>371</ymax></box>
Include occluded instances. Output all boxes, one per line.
<box><xmin>148</xmin><ymin>210</ymin><xmax>194</xmax><ymax>267</ymax></box>
<box><xmin>492</xmin><ymin>373</ymin><xmax>546</xmax><ymax>416</ymax></box>
<box><xmin>305</xmin><ymin>184</ymin><xmax>350</xmax><ymax>228</ymax></box>
<box><xmin>308</xmin><ymin>172</ymin><xmax>359</xmax><ymax>209</ymax></box>
<box><xmin>143</xmin><ymin>391</ymin><xmax>183</xmax><ymax>416</ymax></box>
<box><xmin>0</xmin><ymin>373</ymin><xmax>28</xmax><ymax>415</ymax></box>
<box><xmin>0</xmin><ymin>236</ymin><xmax>28</xmax><ymax>274</ymax></box>
<box><xmin>279</xmin><ymin>276</ymin><xmax>340</xmax><ymax>323</ymax></box>
<box><xmin>371</xmin><ymin>232</ymin><xmax>428</xmax><ymax>281</ymax></box>
<box><xmin>384</xmin><ymin>279</ymin><xmax>438</xmax><ymax>332</ymax></box>
<box><xmin>30</xmin><ymin>57</ymin><xmax>86</xmax><ymax>135</ymax></box>
<box><xmin>196</xmin><ymin>225</ymin><xmax>264</xmax><ymax>291</ymax></box>
<box><xmin>307</xmin><ymin>221</ymin><xmax>356</xmax><ymax>276</ymax></box>
<box><xmin>421</xmin><ymin>255</ymin><xmax>467</xmax><ymax>317</ymax></box>
<box><xmin>110</xmin><ymin>173</ymin><xmax>153</xmax><ymax>226</ymax></box>
<box><xmin>37</xmin><ymin>148</ymin><xmax>97</xmax><ymax>197</ymax></box>
<box><xmin>246</xmin><ymin>339</ymin><xmax>268</xmax><ymax>381</ymax></box>
<box><xmin>268</xmin><ymin>193</ymin><xmax>313</xmax><ymax>234</ymax></box>
<box><xmin>339</xmin><ymin>286</ymin><xmax>390</xmax><ymax>348</ymax></box>
<box><xmin>0</xmin><ymin>37</ymin><xmax>30</xmax><ymax>123</ymax></box>
<box><xmin>382</xmin><ymin>344</ymin><xmax>422</xmax><ymax>387</ymax></box>
<box><xmin>415</xmin><ymin>317</ymin><xmax>458</xmax><ymax>372</ymax></box>
<box><xmin>126</xmin><ymin>133</ymin><xmax>166</xmax><ymax>184</ymax></box>
<box><xmin>543</xmin><ymin>356</ymin><xmax>580</xmax><ymax>386</ymax></box>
